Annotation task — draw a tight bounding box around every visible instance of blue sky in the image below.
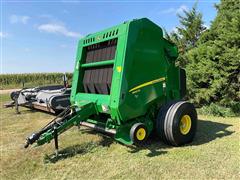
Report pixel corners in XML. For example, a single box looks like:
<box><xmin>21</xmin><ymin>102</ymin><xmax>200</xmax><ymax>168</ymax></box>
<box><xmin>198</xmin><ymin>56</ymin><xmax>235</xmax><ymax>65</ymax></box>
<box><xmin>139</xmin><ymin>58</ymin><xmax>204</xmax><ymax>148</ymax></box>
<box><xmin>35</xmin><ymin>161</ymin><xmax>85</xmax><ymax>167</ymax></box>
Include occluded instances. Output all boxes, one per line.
<box><xmin>1</xmin><ymin>0</ymin><xmax>219</xmax><ymax>74</ymax></box>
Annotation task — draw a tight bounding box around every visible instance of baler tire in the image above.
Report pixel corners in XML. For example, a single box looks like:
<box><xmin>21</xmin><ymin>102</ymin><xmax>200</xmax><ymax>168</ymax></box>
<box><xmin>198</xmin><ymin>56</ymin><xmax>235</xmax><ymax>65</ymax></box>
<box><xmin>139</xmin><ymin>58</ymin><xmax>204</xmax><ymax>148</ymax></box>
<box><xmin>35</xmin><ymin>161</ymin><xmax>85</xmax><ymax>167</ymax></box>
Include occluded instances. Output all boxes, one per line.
<box><xmin>156</xmin><ymin>101</ymin><xmax>197</xmax><ymax>146</ymax></box>
<box><xmin>130</xmin><ymin>123</ymin><xmax>148</xmax><ymax>145</ymax></box>
<box><xmin>156</xmin><ymin>101</ymin><xmax>177</xmax><ymax>142</ymax></box>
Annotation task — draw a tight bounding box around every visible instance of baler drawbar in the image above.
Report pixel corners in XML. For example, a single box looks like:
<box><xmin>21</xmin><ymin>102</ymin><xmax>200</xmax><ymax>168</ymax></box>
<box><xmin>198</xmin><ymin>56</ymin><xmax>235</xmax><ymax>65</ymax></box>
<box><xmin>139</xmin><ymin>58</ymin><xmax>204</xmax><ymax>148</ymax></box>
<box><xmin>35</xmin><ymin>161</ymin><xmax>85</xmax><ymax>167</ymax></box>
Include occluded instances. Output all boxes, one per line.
<box><xmin>25</xmin><ymin>18</ymin><xmax>197</xmax><ymax>151</ymax></box>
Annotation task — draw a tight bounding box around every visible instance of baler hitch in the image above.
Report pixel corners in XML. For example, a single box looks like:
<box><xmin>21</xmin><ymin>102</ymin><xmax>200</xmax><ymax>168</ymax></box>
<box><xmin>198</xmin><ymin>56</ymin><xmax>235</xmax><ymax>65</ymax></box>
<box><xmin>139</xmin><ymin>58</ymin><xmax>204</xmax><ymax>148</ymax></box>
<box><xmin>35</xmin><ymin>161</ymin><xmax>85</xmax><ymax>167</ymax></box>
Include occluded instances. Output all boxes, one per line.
<box><xmin>24</xmin><ymin>102</ymin><xmax>96</xmax><ymax>152</ymax></box>
<box><xmin>24</xmin><ymin>106</ymin><xmax>73</xmax><ymax>148</ymax></box>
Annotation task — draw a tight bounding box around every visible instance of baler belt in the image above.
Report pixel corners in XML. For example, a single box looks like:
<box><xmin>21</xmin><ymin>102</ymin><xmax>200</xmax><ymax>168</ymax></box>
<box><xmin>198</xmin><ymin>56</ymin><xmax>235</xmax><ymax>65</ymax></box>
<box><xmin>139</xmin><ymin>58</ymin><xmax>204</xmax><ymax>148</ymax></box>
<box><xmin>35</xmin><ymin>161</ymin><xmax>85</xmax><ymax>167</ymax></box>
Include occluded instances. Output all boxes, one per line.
<box><xmin>85</xmin><ymin>38</ymin><xmax>117</xmax><ymax>63</ymax></box>
<box><xmin>83</xmin><ymin>65</ymin><xmax>113</xmax><ymax>95</ymax></box>
<box><xmin>82</xmin><ymin>38</ymin><xmax>117</xmax><ymax>95</ymax></box>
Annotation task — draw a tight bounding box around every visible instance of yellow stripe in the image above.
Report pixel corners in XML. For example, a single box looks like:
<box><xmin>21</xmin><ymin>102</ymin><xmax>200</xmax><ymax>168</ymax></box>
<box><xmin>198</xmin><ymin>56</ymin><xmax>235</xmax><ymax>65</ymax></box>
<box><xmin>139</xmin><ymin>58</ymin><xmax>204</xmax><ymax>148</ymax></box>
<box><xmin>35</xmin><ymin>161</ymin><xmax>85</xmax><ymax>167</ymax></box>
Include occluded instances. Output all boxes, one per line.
<box><xmin>129</xmin><ymin>77</ymin><xmax>166</xmax><ymax>93</ymax></box>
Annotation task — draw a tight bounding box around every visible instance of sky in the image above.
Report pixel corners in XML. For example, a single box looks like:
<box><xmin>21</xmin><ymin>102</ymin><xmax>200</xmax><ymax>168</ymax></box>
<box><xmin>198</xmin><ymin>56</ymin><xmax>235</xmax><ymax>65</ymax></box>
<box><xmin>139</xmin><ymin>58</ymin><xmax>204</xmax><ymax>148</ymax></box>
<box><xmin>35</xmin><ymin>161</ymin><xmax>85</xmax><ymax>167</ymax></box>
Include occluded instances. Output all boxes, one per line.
<box><xmin>1</xmin><ymin>0</ymin><xmax>219</xmax><ymax>74</ymax></box>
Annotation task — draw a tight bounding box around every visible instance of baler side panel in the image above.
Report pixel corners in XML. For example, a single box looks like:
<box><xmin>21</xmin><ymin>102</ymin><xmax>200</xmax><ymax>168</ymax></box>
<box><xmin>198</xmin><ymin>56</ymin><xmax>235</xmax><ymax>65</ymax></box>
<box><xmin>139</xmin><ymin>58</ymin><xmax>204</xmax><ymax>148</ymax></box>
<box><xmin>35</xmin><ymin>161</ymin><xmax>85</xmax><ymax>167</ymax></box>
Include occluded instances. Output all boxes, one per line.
<box><xmin>108</xmin><ymin>23</ymin><xmax>130</xmax><ymax>122</ymax></box>
<box><xmin>117</xmin><ymin>18</ymin><xmax>169</xmax><ymax>121</ymax></box>
<box><xmin>163</xmin><ymin>40</ymin><xmax>185</xmax><ymax>100</ymax></box>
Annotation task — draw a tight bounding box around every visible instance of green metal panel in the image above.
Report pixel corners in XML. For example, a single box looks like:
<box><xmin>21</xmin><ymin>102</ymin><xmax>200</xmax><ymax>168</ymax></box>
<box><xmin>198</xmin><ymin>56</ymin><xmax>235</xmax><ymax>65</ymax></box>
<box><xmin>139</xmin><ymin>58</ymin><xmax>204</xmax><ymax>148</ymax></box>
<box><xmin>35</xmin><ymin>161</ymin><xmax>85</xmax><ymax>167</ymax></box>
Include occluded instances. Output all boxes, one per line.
<box><xmin>116</xmin><ymin>19</ymin><xmax>168</xmax><ymax>121</ymax></box>
<box><xmin>81</xmin><ymin>60</ymin><xmax>114</xmax><ymax>68</ymax></box>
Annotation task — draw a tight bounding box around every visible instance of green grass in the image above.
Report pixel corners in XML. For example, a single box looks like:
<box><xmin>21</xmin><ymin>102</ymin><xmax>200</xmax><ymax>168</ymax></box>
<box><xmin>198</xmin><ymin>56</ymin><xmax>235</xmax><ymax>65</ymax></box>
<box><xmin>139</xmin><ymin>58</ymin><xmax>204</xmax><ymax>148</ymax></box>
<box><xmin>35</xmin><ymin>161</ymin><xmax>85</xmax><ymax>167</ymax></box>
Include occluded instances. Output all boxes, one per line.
<box><xmin>0</xmin><ymin>94</ymin><xmax>239</xmax><ymax>179</ymax></box>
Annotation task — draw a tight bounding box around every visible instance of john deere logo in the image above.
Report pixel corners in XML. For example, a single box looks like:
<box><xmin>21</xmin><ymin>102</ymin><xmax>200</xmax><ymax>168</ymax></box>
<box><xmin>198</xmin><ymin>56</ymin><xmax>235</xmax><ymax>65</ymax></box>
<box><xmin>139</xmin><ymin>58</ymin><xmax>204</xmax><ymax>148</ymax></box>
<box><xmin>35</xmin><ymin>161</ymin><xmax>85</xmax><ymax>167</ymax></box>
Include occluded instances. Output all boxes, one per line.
<box><xmin>96</xmin><ymin>36</ymin><xmax>101</xmax><ymax>41</ymax></box>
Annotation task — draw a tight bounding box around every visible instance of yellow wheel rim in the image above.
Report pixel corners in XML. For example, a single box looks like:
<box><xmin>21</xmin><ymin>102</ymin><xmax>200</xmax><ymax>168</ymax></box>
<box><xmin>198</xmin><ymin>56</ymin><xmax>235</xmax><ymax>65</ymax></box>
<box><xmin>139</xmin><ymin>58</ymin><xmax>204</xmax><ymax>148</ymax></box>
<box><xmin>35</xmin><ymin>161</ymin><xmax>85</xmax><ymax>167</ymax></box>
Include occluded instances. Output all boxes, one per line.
<box><xmin>136</xmin><ymin>128</ymin><xmax>146</xmax><ymax>141</ymax></box>
<box><xmin>180</xmin><ymin>115</ymin><xmax>192</xmax><ymax>135</ymax></box>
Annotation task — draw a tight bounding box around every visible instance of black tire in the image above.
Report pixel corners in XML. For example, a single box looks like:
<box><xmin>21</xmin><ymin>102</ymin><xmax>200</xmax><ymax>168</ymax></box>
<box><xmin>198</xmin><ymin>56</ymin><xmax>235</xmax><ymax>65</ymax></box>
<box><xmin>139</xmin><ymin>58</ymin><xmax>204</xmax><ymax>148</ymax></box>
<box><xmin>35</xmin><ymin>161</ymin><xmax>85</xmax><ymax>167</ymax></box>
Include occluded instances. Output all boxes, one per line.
<box><xmin>156</xmin><ymin>101</ymin><xmax>197</xmax><ymax>146</ymax></box>
<box><xmin>130</xmin><ymin>123</ymin><xmax>148</xmax><ymax>144</ymax></box>
<box><xmin>10</xmin><ymin>91</ymin><xmax>20</xmax><ymax>101</ymax></box>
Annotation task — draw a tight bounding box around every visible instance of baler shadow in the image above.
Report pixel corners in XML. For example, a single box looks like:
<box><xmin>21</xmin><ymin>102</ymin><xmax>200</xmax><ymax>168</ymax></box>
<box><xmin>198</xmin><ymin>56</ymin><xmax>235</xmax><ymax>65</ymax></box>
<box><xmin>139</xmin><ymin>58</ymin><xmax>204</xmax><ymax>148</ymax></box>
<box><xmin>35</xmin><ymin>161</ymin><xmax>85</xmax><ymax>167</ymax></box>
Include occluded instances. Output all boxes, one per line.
<box><xmin>128</xmin><ymin>137</ymin><xmax>169</xmax><ymax>157</ymax></box>
<box><xmin>81</xmin><ymin>129</ymin><xmax>169</xmax><ymax>157</ymax></box>
<box><xmin>44</xmin><ymin>132</ymin><xmax>113</xmax><ymax>163</ymax></box>
<box><xmin>191</xmin><ymin>119</ymin><xmax>234</xmax><ymax>146</ymax></box>
<box><xmin>44</xmin><ymin>142</ymin><xmax>96</xmax><ymax>163</ymax></box>
<box><xmin>80</xmin><ymin>128</ymin><xmax>115</xmax><ymax>147</ymax></box>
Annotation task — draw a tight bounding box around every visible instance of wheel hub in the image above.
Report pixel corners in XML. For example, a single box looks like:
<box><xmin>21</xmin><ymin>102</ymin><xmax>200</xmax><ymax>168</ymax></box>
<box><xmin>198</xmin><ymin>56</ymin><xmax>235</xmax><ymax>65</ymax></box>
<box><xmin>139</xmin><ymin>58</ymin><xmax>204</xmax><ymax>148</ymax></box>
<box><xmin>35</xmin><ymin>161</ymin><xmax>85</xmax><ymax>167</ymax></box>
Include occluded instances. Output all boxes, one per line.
<box><xmin>180</xmin><ymin>115</ymin><xmax>191</xmax><ymax>135</ymax></box>
<box><xmin>136</xmin><ymin>128</ymin><xmax>146</xmax><ymax>140</ymax></box>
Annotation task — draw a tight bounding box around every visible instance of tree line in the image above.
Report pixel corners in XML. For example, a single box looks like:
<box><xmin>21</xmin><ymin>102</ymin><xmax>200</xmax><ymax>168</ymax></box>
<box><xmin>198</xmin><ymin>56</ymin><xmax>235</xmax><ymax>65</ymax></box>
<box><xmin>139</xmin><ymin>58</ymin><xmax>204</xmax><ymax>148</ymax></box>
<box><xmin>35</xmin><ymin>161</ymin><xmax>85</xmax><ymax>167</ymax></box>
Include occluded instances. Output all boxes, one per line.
<box><xmin>165</xmin><ymin>0</ymin><xmax>239</xmax><ymax>116</ymax></box>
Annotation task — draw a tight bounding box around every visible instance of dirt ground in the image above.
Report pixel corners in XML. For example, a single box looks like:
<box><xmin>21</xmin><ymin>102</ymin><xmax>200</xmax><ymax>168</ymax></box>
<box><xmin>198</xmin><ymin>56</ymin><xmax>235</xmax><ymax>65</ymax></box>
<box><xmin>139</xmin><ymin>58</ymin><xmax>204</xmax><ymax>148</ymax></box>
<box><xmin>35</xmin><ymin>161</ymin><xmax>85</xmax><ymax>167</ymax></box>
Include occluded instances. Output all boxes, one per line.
<box><xmin>0</xmin><ymin>89</ymin><xmax>20</xmax><ymax>95</ymax></box>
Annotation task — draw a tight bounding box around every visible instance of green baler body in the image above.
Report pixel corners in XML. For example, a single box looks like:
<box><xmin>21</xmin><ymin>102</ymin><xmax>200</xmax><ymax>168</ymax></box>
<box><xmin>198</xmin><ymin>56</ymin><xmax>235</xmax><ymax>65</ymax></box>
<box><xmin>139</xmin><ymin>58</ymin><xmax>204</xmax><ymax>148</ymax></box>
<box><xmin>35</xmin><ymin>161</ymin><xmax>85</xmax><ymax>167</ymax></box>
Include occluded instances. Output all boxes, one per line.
<box><xmin>69</xmin><ymin>18</ymin><xmax>185</xmax><ymax>144</ymax></box>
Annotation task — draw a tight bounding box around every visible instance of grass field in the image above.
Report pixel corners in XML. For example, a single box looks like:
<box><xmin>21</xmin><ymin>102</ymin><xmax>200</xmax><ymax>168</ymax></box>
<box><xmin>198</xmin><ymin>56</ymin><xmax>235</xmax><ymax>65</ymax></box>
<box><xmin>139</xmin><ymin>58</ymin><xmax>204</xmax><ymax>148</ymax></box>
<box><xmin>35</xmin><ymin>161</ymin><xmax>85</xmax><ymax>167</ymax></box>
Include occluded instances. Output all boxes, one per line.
<box><xmin>0</xmin><ymin>93</ymin><xmax>239</xmax><ymax>179</ymax></box>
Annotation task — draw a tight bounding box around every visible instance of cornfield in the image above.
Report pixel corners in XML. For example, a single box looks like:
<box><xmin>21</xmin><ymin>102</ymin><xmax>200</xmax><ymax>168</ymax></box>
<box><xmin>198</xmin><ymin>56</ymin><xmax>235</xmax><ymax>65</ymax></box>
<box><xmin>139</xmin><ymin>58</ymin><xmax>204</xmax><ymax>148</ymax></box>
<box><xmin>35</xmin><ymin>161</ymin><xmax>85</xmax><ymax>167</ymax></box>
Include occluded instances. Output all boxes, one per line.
<box><xmin>0</xmin><ymin>73</ymin><xmax>73</xmax><ymax>89</ymax></box>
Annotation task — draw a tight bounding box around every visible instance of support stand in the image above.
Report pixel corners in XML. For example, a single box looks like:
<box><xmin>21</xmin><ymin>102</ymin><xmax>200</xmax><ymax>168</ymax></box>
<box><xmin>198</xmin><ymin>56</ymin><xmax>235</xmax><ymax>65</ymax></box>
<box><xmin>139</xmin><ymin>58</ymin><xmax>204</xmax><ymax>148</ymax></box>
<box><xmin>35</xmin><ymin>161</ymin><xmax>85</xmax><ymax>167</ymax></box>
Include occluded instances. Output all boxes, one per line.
<box><xmin>15</xmin><ymin>98</ymin><xmax>20</xmax><ymax>114</ymax></box>
<box><xmin>53</xmin><ymin>126</ymin><xmax>59</xmax><ymax>156</ymax></box>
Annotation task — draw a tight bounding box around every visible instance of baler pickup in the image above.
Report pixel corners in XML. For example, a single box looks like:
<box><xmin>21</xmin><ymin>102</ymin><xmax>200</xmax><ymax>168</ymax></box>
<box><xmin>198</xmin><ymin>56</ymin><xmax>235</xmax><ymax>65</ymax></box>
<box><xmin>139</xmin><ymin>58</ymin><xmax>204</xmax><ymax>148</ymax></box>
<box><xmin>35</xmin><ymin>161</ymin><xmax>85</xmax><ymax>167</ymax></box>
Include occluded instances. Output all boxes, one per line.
<box><xmin>25</xmin><ymin>18</ymin><xmax>197</xmax><ymax>151</ymax></box>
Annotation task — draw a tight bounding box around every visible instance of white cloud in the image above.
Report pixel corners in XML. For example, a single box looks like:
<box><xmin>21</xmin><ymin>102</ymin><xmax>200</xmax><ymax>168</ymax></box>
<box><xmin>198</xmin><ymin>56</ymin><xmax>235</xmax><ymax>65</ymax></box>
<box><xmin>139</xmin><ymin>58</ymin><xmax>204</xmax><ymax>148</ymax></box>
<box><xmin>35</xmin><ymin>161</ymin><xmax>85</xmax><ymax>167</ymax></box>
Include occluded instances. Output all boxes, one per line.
<box><xmin>171</xmin><ymin>27</ymin><xmax>178</xmax><ymax>33</ymax></box>
<box><xmin>0</xmin><ymin>32</ymin><xmax>9</xmax><ymax>38</ymax></box>
<box><xmin>38</xmin><ymin>14</ymin><xmax>60</xmax><ymax>23</ymax></box>
<box><xmin>9</xmin><ymin>14</ymin><xmax>30</xmax><ymax>24</ymax></box>
<box><xmin>159</xmin><ymin>5</ymin><xmax>188</xmax><ymax>15</ymax></box>
<box><xmin>203</xmin><ymin>24</ymin><xmax>210</xmax><ymax>29</ymax></box>
<box><xmin>176</xmin><ymin>5</ymin><xmax>188</xmax><ymax>14</ymax></box>
<box><xmin>39</xmin><ymin>14</ymin><xmax>53</xmax><ymax>19</ymax></box>
<box><xmin>159</xmin><ymin>8</ymin><xmax>176</xmax><ymax>14</ymax></box>
<box><xmin>38</xmin><ymin>23</ymin><xmax>82</xmax><ymax>38</ymax></box>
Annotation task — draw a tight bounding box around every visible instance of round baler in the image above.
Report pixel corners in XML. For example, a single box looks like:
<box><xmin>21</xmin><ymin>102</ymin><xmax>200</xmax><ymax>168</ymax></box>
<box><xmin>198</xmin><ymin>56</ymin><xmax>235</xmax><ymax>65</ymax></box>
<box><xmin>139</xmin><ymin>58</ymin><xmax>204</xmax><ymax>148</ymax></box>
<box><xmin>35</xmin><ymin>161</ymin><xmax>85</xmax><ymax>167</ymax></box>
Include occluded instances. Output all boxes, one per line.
<box><xmin>25</xmin><ymin>18</ymin><xmax>197</xmax><ymax>150</ymax></box>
